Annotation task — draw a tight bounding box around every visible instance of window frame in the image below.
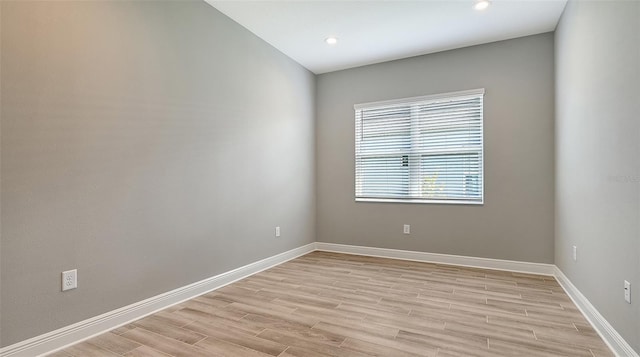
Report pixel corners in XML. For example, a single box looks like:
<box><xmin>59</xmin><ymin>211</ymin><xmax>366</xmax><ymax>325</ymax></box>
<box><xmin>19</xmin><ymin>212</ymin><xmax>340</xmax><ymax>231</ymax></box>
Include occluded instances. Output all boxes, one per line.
<box><xmin>354</xmin><ymin>88</ymin><xmax>485</xmax><ymax>205</ymax></box>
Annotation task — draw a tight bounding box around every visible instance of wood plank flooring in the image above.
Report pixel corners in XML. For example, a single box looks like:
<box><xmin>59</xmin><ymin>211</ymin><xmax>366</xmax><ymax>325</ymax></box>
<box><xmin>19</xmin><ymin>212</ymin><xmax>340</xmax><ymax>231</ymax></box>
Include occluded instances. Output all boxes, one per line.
<box><xmin>46</xmin><ymin>251</ymin><xmax>613</xmax><ymax>357</ymax></box>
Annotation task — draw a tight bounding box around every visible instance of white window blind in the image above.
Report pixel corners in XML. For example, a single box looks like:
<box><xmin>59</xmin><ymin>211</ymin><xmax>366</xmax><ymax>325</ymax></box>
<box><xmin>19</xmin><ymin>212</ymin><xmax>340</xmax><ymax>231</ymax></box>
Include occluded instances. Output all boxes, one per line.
<box><xmin>355</xmin><ymin>89</ymin><xmax>484</xmax><ymax>204</ymax></box>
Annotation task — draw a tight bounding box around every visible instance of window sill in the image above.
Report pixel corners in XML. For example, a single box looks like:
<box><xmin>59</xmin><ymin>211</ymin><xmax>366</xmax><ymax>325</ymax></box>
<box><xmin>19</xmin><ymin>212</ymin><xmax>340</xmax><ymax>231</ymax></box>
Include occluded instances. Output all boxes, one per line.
<box><xmin>355</xmin><ymin>198</ymin><xmax>484</xmax><ymax>205</ymax></box>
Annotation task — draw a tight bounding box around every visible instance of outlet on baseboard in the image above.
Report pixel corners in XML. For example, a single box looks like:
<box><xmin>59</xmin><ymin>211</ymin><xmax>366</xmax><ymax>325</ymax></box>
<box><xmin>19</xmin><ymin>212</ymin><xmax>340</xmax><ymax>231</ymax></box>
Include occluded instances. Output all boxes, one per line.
<box><xmin>572</xmin><ymin>245</ymin><xmax>577</xmax><ymax>262</ymax></box>
<box><xmin>62</xmin><ymin>269</ymin><xmax>77</xmax><ymax>291</ymax></box>
<box><xmin>403</xmin><ymin>224</ymin><xmax>410</xmax><ymax>234</ymax></box>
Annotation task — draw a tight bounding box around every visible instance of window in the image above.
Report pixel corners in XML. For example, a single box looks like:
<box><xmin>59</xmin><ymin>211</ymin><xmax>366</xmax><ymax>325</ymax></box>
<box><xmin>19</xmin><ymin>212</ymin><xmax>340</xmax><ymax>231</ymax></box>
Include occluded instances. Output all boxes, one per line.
<box><xmin>355</xmin><ymin>89</ymin><xmax>484</xmax><ymax>204</ymax></box>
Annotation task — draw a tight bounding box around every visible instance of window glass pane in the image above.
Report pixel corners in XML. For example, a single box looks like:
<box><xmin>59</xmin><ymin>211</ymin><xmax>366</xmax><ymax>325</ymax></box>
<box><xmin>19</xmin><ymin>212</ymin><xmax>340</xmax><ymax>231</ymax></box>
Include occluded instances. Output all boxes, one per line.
<box><xmin>360</xmin><ymin>107</ymin><xmax>411</xmax><ymax>155</ymax></box>
<box><xmin>420</xmin><ymin>153</ymin><xmax>482</xmax><ymax>199</ymax></box>
<box><xmin>358</xmin><ymin>156</ymin><xmax>409</xmax><ymax>197</ymax></box>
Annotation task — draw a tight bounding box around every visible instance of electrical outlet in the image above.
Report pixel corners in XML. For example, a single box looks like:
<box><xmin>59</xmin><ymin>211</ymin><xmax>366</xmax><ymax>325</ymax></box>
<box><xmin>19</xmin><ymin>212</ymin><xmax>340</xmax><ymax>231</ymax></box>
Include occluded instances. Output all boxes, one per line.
<box><xmin>403</xmin><ymin>224</ymin><xmax>410</xmax><ymax>234</ymax></box>
<box><xmin>275</xmin><ymin>226</ymin><xmax>280</xmax><ymax>237</ymax></box>
<box><xmin>572</xmin><ymin>245</ymin><xmax>577</xmax><ymax>261</ymax></box>
<box><xmin>624</xmin><ymin>280</ymin><xmax>631</xmax><ymax>303</ymax></box>
<box><xmin>62</xmin><ymin>269</ymin><xmax>77</xmax><ymax>291</ymax></box>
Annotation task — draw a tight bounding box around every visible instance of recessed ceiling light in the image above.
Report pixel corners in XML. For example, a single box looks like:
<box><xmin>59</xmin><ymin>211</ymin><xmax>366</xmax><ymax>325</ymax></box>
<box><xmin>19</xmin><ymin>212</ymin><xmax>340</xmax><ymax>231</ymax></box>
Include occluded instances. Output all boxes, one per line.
<box><xmin>474</xmin><ymin>0</ymin><xmax>490</xmax><ymax>11</ymax></box>
<box><xmin>325</xmin><ymin>37</ymin><xmax>338</xmax><ymax>45</ymax></box>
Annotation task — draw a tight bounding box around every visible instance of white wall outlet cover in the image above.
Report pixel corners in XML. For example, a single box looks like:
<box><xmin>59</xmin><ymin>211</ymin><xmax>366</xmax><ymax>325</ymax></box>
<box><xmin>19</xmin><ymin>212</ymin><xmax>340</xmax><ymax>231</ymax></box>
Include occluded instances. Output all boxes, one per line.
<box><xmin>62</xmin><ymin>269</ymin><xmax>77</xmax><ymax>291</ymax></box>
<box><xmin>572</xmin><ymin>245</ymin><xmax>577</xmax><ymax>261</ymax></box>
<box><xmin>403</xmin><ymin>224</ymin><xmax>410</xmax><ymax>234</ymax></box>
<box><xmin>275</xmin><ymin>226</ymin><xmax>281</xmax><ymax>237</ymax></box>
<box><xmin>624</xmin><ymin>280</ymin><xmax>631</xmax><ymax>304</ymax></box>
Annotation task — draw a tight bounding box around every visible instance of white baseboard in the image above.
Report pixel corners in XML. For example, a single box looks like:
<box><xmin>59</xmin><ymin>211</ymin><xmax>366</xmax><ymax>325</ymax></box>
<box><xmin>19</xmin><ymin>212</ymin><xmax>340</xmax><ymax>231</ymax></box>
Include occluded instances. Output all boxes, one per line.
<box><xmin>0</xmin><ymin>243</ymin><xmax>316</xmax><ymax>357</ymax></box>
<box><xmin>316</xmin><ymin>242</ymin><xmax>637</xmax><ymax>357</ymax></box>
<box><xmin>3</xmin><ymin>242</ymin><xmax>636</xmax><ymax>357</ymax></box>
<box><xmin>315</xmin><ymin>242</ymin><xmax>556</xmax><ymax>276</ymax></box>
<box><xmin>554</xmin><ymin>267</ymin><xmax>639</xmax><ymax>357</ymax></box>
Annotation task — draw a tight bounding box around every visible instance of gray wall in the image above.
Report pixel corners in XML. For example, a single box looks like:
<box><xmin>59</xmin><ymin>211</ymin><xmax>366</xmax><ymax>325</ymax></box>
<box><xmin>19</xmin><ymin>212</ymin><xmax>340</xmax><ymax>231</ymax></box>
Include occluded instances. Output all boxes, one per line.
<box><xmin>0</xmin><ymin>1</ymin><xmax>315</xmax><ymax>346</ymax></box>
<box><xmin>555</xmin><ymin>0</ymin><xmax>640</xmax><ymax>352</ymax></box>
<box><xmin>316</xmin><ymin>34</ymin><xmax>555</xmax><ymax>264</ymax></box>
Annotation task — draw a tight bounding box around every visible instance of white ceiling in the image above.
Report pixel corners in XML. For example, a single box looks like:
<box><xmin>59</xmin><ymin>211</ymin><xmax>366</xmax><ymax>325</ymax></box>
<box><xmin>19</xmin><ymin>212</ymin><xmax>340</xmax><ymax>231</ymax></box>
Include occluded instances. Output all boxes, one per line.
<box><xmin>207</xmin><ymin>0</ymin><xmax>567</xmax><ymax>74</ymax></box>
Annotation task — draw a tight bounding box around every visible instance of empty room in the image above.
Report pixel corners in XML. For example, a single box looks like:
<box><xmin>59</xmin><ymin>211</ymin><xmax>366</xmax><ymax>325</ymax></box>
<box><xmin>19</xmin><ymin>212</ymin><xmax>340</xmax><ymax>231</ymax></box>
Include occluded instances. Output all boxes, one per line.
<box><xmin>1</xmin><ymin>0</ymin><xmax>638</xmax><ymax>356</ymax></box>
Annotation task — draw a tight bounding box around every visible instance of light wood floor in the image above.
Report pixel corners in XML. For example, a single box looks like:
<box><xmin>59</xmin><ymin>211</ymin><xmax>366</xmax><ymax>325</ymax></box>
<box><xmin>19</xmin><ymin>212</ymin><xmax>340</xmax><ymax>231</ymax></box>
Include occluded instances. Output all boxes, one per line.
<box><xmin>46</xmin><ymin>251</ymin><xmax>613</xmax><ymax>357</ymax></box>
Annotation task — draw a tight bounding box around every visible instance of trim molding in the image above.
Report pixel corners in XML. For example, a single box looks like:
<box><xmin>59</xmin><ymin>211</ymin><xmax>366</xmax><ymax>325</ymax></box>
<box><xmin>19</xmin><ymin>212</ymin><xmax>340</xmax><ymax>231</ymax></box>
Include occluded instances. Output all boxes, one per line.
<box><xmin>554</xmin><ymin>267</ymin><xmax>639</xmax><ymax>357</ymax></box>
<box><xmin>315</xmin><ymin>242</ymin><xmax>556</xmax><ymax>276</ymax></box>
<box><xmin>316</xmin><ymin>243</ymin><xmax>637</xmax><ymax>357</ymax></box>
<box><xmin>0</xmin><ymin>243</ymin><xmax>316</xmax><ymax>357</ymax></box>
<box><xmin>3</xmin><ymin>242</ymin><xmax>636</xmax><ymax>357</ymax></box>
